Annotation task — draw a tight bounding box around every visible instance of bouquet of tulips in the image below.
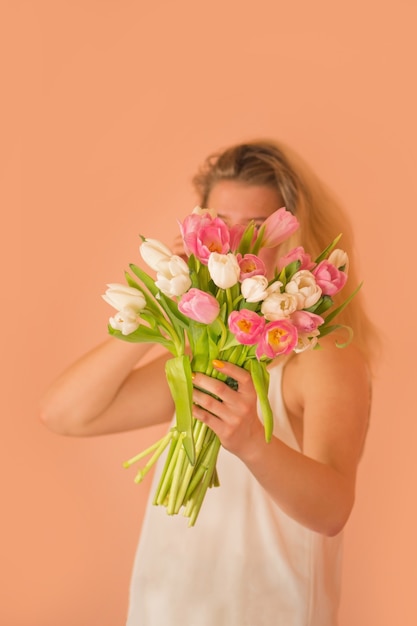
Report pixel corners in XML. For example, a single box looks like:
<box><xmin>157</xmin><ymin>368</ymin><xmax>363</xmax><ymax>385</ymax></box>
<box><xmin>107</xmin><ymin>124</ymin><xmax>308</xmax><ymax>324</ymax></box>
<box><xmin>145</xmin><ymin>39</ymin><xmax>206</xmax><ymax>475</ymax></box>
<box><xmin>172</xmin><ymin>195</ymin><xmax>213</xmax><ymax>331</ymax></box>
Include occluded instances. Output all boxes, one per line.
<box><xmin>103</xmin><ymin>206</ymin><xmax>358</xmax><ymax>526</ymax></box>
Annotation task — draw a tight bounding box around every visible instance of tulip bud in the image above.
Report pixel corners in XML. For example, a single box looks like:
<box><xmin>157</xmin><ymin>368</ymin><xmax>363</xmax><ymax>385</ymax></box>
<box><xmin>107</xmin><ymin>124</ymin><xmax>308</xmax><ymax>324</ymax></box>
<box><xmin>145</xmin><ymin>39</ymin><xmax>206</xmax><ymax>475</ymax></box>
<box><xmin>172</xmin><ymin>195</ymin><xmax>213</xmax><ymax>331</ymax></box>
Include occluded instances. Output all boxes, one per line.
<box><xmin>208</xmin><ymin>253</ymin><xmax>240</xmax><ymax>289</ymax></box>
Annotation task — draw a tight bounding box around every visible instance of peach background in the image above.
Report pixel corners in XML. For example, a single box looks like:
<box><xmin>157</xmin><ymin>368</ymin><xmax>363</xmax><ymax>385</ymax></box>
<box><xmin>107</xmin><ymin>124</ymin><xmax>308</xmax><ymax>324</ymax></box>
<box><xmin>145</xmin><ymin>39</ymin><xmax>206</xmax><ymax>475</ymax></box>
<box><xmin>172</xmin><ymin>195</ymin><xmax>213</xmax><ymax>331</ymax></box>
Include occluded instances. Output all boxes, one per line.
<box><xmin>1</xmin><ymin>1</ymin><xmax>416</xmax><ymax>624</ymax></box>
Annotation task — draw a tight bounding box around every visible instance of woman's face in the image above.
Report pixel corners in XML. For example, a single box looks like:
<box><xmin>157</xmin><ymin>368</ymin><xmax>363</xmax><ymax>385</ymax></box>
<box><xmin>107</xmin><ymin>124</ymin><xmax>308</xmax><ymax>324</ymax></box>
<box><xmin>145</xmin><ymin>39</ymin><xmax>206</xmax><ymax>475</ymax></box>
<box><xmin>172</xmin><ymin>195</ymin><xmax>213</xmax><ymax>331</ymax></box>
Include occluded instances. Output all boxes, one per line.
<box><xmin>207</xmin><ymin>180</ymin><xmax>284</xmax><ymax>275</ymax></box>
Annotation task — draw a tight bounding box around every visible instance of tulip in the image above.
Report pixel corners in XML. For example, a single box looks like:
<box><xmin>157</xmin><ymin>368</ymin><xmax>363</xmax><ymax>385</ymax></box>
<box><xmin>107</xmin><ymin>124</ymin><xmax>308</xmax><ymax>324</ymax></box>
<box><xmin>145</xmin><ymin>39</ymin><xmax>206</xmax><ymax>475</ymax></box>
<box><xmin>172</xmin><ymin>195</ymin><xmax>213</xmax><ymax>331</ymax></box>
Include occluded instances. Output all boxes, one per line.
<box><xmin>180</xmin><ymin>213</ymin><xmax>230</xmax><ymax>265</ymax></box>
<box><xmin>109</xmin><ymin>311</ymin><xmax>141</xmax><ymax>336</ymax></box>
<box><xmin>229</xmin><ymin>223</ymin><xmax>247</xmax><ymax>251</ymax></box>
<box><xmin>256</xmin><ymin>207</ymin><xmax>299</xmax><ymax>249</ymax></box>
<box><xmin>294</xmin><ymin>332</ymin><xmax>320</xmax><ymax>353</ymax></box>
<box><xmin>277</xmin><ymin>246</ymin><xmax>314</xmax><ymax>272</ymax></box>
<box><xmin>327</xmin><ymin>248</ymin><xmax>349</xmax><ymax>272</ymax></box>
<box><xmin>228</xmin><ymin>310</ymin><xmax>265</xmax><ymax>345</ymax></box>
<box><xmin>208</xmin><ymin>252</ymin><xmax>240</xmax><ymax>289</ymax></box>
<box><xmin>256</xmin><ymin>319</ymin><xmax>298</xmax><ymax>358</ymax></box>
<box><xmin>178</xmin><ymin>288</ymin><xmax>220</xmax><ymax>324</ymax></box>
<box><xmin>191</xmin><ymin>205</ymin><xmax>217</xmax><ymax>218</ymax></box>
<box><xmin>238</xmin><ymin>253</ymin><xmax>267</xmax><ymax>280</ymax></box>
<box><xmin>179</xmin><ymin>213</ymin><xmax>211</xmax><ymax>257</ymax></box>
<box><xmin>261</xmin><ymin>292</ymin><xmax>297</xmax><ymax>320</ymax></box>
<box><xmin>312</xmin><ymin>260</ymin><xmax>347</xmax><ymax>296</ymax></box>
<box><xmin>102</xmin><ymin>283</ymin><xmax>146</xmax><ymax>313</ymax></box>
<box><xmin>102</xmin><ymin>283</ymin><xmax>146</xmax><ymax>336</ymax></box>
<box><xmin>140</xmin><ymin>239</ymin><xmax>174</xmax><ymax>272</ymax></box>
<box><xmin>241</xmin><ymin>275</ymin><xmax>269</xmax><ymax>303</ymax></box>
<box><xmin>285</xmin><ymin>270</ymin><xmax>322</xmax><ymax>309</ymax></box>
<box><xmin>155</xmin><ymin>255</ymin><xmax>192</xmax><ymax>297</ymax></box>
<box><xmin>290</xmin><ymin>310</ymin><xmax>324</xmax><ymax>333</ymax></box>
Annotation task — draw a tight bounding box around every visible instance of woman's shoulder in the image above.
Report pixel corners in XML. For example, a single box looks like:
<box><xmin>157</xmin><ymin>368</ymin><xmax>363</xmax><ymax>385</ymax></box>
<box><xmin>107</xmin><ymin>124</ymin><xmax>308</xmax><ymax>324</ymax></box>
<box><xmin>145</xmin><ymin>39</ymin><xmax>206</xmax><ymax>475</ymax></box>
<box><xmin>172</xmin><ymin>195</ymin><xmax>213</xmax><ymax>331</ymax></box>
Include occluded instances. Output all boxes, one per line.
<box><xmin>284</xmin><ymin>336</ymin><xmax>371</xmax><ymax>408</ymax></box>
<box><xmin>292</xmin><ymin>335</ymin><xmax>368</xmax><ymax>376</ymax></box>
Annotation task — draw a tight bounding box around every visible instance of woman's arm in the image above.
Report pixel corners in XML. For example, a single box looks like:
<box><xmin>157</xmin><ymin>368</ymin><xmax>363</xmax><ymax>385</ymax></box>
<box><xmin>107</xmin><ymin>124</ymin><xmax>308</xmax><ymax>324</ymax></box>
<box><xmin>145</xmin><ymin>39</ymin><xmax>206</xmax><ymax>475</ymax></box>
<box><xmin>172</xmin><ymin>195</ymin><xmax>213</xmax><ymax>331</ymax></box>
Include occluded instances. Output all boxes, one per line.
<box><xmin>191</xmin><ymin>339</ymin><xmax>371</xmax><ymax>536</ymax></box>
<box><xmin>40</xmin><ymin>338</ymin><xmax>174</xmax><ymax>437</ymax></box>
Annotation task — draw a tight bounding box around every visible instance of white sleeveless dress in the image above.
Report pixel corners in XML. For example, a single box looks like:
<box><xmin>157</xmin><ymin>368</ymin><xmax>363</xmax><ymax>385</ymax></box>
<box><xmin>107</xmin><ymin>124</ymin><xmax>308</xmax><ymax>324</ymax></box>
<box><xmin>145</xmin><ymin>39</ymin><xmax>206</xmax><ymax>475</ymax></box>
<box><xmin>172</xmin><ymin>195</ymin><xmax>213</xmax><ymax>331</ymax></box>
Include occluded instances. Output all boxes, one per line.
<box><xmin>126</xmin><ymin>361</ymin><xmax>343</xmax><ymax>625</ymax></box>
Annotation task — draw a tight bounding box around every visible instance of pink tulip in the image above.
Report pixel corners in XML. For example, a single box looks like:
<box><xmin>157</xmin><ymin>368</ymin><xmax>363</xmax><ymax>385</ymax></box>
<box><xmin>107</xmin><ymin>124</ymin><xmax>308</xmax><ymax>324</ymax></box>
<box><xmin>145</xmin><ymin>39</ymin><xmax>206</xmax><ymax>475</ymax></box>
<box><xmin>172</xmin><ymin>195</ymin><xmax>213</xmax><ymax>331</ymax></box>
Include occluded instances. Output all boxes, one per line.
<box><xmin>178</xmin><ymin>288</ymin><xmax>220</xmax><ymax>324</ymax></box>
<box><xmin>229</xmin><ymin>223</ymin><xmax>246</xmax><ymax>251</ymax></box>
<box><xmin>277</xmin><ymin>246</ymin><xmax>314</xmax><ymax>272</ymax></box>
<box><xmin>256</xmin><ymin>319</ymin><xmax>298</xmax><ymax>358</ymax></box>
<box><xmin>312</xmin><ymin>260</ymin><xmax>347</xmax><ymax>296</ymax></box>
<box><xmin>228</xmin><ymin>310</ymin><xmax>266</xmax><ymax>345</ymax></box>
<box><xmin>180</xmin><ymin>214</ymin><xmax>230</xmax><ymax>265</ymax></box>
<box><xmin>257</xmin><ymin>207</ymin><xmax>299</xmax><ymax>249</ymax></box>
<box><xmin>237</xmin><ymin>253</ymin><xmax>267</xmax><ymax>280</ymax></box>
<box><xmin>290</xmin><ymin>310</ymin><xmax>324</xmax><ymax>333</ymax></box>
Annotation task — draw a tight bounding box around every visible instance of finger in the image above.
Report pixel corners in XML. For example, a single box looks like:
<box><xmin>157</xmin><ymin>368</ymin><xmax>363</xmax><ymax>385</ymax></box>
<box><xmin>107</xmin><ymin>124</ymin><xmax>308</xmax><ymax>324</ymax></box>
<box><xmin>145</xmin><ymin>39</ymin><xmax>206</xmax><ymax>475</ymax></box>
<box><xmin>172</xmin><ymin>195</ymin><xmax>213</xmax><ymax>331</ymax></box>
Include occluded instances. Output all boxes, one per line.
<box><xmin>192</xmin><ymin>373</ymin><xmax>238</xmax><ymax>406</ymax></box>
<box><xmin>193</xmin><ymin>384</ymin><xmax>224</xmax><ymax>411</ymax></box>
<box><xmin>211</xmin><ymin>360</ymin><xmax>252</xmax><ymax>387</ymax></box>
<box><xmin>192</xmin><ymin>403</ymin><xmax>224</xmax><ymax>438</ymax></box>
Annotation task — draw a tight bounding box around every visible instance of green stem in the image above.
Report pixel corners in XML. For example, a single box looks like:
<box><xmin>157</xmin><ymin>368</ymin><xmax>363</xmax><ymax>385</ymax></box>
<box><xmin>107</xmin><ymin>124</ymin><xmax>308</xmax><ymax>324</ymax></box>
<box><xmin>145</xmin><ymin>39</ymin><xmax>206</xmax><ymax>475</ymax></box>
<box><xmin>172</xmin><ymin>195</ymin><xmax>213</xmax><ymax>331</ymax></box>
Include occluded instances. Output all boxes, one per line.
<box><xmin>123</xmin><ymin>434</ymin><xmax>171</xmax><ymax>468</ymax></box>
<box><xmin>167</xmin><ymin>444</ymin><xmax>188</xmax><ymax>514</ymax></box>
<box><xmin>187</xmin><ymin>436</ymin><xmax>222</xmax><ymax>526</ymax></box>
<box><xmin>131</xmin><ymin>432</ymin><xmax>173</xmax><ymax>483</ymax></box>
<box><xmin>173</xmin><ymin>421</ymin><xmax>208</xmax><ymax>513</ymax></box>
<box><xmin>153</xmin><ymin>431</ymin><xmax>184</xmax><ymax>505</ymax></box>
<box><xmin>183</xmin><ymin>430</ymin><xmax>218</xmax><ymax>501</ymax></box>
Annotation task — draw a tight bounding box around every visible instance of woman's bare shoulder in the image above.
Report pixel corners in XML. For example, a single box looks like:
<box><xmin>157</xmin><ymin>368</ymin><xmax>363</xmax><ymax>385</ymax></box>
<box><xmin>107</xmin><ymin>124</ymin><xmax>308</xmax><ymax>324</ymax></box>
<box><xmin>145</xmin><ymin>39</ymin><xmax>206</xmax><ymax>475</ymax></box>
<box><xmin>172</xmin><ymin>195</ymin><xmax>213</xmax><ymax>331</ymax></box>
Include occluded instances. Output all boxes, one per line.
<box><xmin>289</xmin><ymin>335</ymin><xmax>369</xmax><ymax>382</ymax></box>
<box><xmin>283</xmin><ymin>335</ymin><xmax>371</xmax><ymax>423</ymax></box>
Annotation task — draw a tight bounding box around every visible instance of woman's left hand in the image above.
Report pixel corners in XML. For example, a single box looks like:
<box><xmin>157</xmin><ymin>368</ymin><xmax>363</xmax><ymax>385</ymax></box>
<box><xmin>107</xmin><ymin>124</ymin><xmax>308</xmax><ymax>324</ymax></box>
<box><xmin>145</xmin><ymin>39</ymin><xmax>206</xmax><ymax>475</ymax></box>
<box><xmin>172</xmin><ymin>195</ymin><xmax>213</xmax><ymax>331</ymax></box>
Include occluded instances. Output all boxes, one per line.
<box><xmin>191</xmin><ymin>360</ymin><xmax>265</xmax><ymax>458</ymax></box>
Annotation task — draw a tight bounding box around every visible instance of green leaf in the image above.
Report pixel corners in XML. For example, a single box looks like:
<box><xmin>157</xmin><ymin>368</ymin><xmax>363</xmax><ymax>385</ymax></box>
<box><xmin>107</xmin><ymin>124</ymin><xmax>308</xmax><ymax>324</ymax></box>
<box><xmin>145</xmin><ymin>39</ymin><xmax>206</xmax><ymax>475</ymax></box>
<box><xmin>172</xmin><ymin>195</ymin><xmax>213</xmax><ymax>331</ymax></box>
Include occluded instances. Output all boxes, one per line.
<box><xmin>125</xmin><ymin>270</ymin><xmax>167</xmax><ymax>321</ymax></box>
<box><xmin>165</xmin><ymin>356</ymin><xmax>195</xmax><ymax>464</ymax></box>
<box><xmin>140</xmin><ymin>311</ymin><xmax>158</xmax><ymax>329</ymax></box>
<box><xmin>314</xmin><ymin>234</ymin><xmax>343</xmax><ymax>264</ymax></box>
<box><xmin>306</xmin><ymin>295</ymin><xmax>333</xmax><ymax>315</ymax></box>
<box><xmin>251</xmin><ymin>224</ymin><xmax>265</xmax><ymax>255</ymax></box>
<box><xmin>246</xmin><ymin>359</ymin><xmax>274</xmax><ymax>442</ymax></box>
<box><xmin>158</xmin><ymin>292</ymin><xmax>191</xmax><ymax>329</ymax></box>
<box><xmin>321</xmin><ymin>282</ymin><xmax>363</xmax><ymax>326</ymax></box>
<box><xmin>207</xmin><ymin>317</ymin><xmax>225</xmax><ymax>344</ymax></box>
<box><xmin>318</xmin><ymin>323</ymin><xmax>354</xmax><ymax>347</ymax></box>
<box><xmin>238</xmin><ymin>223</ymin><xmax>257</xmax><ymax>255</ymax></box>
<box><xmin>276</xmin><ymin>260</ymin><xmax>300</xmax><ymax>287</ymax></box>
<box><xmin>130</xmin><ymin>263</ymin><xmax>160</xmax><ymax>297</ymax></box>
<box><xmin>108</xmin><ymin>324</ymin><xmax>176</xmax><ymax>353</ymax></box>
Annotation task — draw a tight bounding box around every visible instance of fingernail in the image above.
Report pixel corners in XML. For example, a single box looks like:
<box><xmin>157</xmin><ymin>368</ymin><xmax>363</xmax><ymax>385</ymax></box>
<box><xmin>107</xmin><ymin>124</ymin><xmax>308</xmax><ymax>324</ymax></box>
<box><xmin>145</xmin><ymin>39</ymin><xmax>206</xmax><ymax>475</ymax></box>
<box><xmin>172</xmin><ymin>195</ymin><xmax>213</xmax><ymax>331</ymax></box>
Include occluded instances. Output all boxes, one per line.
<box><xmin>191</xmin><ymin>372</ymin><xmax>196</xmax><ymax>380</ymax></box>
<box><xmin>212</xmin><ymin>359</ymin><xmax>224</xmax><ymax>369</ymax></box>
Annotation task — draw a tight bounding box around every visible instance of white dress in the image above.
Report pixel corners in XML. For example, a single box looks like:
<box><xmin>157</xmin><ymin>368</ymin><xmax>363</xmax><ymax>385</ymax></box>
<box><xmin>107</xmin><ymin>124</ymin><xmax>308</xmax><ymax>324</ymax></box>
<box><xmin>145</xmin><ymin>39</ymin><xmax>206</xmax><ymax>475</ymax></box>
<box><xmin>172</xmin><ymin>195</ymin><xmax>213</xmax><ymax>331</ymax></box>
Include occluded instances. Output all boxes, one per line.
<box><xmin>126</xmin><ymin>361</ymin><xmax>343</xmax><ymax>626</ymax></box>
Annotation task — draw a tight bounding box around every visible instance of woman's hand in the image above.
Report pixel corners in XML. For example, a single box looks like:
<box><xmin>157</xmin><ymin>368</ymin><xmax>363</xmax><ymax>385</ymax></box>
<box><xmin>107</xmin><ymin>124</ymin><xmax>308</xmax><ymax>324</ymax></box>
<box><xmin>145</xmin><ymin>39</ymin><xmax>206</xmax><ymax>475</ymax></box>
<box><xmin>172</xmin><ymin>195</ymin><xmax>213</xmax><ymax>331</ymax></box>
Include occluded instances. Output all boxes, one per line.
<box><xmin>191</xmin><ymin>360</ymin><xmax>265</xmax><ymax>458</ymax></box>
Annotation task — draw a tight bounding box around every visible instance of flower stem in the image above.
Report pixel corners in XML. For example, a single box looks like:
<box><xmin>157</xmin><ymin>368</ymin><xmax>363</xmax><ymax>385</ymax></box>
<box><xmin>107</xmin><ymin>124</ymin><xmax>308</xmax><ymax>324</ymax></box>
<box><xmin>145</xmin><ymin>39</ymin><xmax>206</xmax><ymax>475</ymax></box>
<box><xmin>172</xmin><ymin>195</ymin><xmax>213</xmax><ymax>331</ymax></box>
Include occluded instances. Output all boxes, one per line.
<box><xmin>173</xmin><ymin>421</ymin><xmax>207</xmax><ymax>513</ymax></box>
<box><xmin>132</xmin><ymin>432</ymin><xmax>173</xmax><ymax>483</ymax></box>
<box><xmin>153</xmin><ymin>431</ymin><xmax>184</xmax><ymax>505</ymax></box>
<box><xmin>123</xmin><ymin>435</ymin><xmax>170</xmax><ymax>468</ymax></box>
<box><xmin>187</xmin><ymin>436</ymin><xmax>221</xmax><ymax>526</ymax></box>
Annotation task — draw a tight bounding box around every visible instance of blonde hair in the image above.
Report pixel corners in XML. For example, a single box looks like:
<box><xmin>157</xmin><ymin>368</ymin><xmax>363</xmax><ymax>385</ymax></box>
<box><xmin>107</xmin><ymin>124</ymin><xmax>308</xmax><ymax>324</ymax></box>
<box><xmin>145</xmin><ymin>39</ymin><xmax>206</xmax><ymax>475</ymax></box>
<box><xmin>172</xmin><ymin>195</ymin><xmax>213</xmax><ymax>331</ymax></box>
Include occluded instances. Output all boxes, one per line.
<box><xmin>192</xmin><ymin>139</ymin><xmax>379</xmax><ymax>364</ymax></box>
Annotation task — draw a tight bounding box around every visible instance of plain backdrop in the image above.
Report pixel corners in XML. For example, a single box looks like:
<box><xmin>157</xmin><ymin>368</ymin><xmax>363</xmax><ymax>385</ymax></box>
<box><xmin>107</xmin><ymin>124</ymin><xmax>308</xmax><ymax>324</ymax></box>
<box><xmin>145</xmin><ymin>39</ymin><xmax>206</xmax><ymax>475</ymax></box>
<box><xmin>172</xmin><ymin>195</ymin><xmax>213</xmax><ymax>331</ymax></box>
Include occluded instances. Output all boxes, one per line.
<box><xmin>1</xmin><ymin>1</ymin><xmax>416</xmax><ymax>624</ymax></box>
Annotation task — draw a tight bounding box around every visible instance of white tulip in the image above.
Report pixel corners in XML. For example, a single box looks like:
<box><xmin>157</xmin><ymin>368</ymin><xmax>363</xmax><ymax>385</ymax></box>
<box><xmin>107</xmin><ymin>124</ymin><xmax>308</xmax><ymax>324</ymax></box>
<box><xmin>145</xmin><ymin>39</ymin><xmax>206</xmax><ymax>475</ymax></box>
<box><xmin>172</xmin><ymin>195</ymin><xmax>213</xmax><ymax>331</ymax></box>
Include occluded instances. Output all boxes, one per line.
<box><xmin>102</xmin><ymin>283</ymin><xmax>147</xmax><ymax>336</ymax></box>
<box><xmin>261</xmin><ymin>292</ymin><xmax>297</xmax><ymax>320</ymax></box>
<box><xmin>208</xmin><ymin>253</ymin><xmax>240</xmax><ymax>289</ymax></box>
<box><xmin>285</xmin><ymin>270</ymin><xmax>322</xmax><ymax>309</ymax></box>
<box><xmin>241</xmin><ymin>275</ymin><xmax>269</xmax><ymax>303</ymax></box>
<box><xmin>155</xmin><ymin>255</ymin><xmax>192</xmax><ymax>297</ymax></box>
<box><xmin>109</xmin><ymin>310</ymin><xmax>141</xmax><ymax>336</ymax></box>
<box><xmin>102</xmin><ymin>283</ymin><xmax>146</xmax><ymax>312</ymax></box>
<box><xmin>140</xmin><ymin>238</ymin><xmax>174</xmax><ymax>272</ymax></box>
<box><xmin>294</xmin><ymin>331</ymin><xmax>319</xmax><ymax>353</ymax></box>
<box><xmin>266</xmin><ymin>280</ymin><xmax>283</xmax><ymax>294</ymax></box>
<box><xmin>191</xmin><ymin>205</ymin><xmax>217</xmax><ymax>218</ymax></box>
<box><xmin>328</xmin><ymin>248</ymin><xmax>349</xmax><ymax>272</ymax></box>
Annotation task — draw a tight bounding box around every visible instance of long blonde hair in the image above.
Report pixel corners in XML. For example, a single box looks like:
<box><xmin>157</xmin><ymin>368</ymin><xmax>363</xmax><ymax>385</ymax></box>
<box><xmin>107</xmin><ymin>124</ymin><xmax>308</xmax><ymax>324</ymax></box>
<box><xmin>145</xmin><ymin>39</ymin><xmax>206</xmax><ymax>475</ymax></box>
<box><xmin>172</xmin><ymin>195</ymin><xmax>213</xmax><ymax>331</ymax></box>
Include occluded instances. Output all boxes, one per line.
<box><xmin>192</xmin><ymin>139</ymin><xmax>378</xmax><ymax>364</ymax></box>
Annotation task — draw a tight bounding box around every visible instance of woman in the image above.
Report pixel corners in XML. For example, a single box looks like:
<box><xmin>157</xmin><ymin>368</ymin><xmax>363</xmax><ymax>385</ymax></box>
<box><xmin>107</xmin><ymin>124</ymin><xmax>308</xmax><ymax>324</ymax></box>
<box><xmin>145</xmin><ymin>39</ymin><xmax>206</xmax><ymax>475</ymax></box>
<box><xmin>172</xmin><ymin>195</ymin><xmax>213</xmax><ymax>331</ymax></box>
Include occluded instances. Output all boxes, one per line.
<box><xmin>41</xmin><ymin>140</ymin><xmax>375</xmax><ymax>625</ymax></box>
